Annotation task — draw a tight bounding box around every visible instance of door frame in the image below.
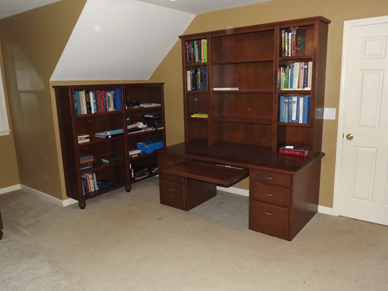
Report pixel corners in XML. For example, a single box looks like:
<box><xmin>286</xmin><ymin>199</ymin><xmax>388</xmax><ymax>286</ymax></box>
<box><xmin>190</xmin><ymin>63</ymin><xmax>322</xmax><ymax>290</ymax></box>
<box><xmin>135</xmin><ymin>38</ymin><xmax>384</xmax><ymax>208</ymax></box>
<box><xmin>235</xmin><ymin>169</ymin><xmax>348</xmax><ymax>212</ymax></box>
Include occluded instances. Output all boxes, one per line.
<box><xmin>333</xmin><ymin>15</ymin><xmax>388</xmax><ymax>217</ymax></box>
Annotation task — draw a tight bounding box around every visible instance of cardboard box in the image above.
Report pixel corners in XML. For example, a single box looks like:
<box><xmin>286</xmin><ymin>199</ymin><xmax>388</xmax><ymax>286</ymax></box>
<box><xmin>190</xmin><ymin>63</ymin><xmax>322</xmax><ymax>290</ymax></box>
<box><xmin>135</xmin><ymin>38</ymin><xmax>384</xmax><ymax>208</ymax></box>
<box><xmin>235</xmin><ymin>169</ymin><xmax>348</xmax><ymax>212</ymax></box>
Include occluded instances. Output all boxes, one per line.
<box><xmin>137</xmin><ymin>139</ymin><xmax>163</xmax><ymax>154</ymax></box>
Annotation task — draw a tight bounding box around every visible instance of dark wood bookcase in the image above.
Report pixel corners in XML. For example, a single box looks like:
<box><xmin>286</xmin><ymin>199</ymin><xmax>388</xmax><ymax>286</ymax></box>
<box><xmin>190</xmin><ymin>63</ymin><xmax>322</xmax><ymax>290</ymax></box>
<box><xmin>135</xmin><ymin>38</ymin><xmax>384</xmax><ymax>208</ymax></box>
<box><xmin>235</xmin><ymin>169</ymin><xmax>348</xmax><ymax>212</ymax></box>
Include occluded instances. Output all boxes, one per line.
<box><xmin>54</xmin><ymin>83</ymin><xmax>165</xmax><ymax>209</ymax></box>
<box><xmin>180</xmin><ymin>16</ymin><xmax>329</xmax><ymax>157</ymax></box>
<box><xmin>156</xmin><ymin>16</ymin><xmax>330</xmax><ymax>240</ymax></box>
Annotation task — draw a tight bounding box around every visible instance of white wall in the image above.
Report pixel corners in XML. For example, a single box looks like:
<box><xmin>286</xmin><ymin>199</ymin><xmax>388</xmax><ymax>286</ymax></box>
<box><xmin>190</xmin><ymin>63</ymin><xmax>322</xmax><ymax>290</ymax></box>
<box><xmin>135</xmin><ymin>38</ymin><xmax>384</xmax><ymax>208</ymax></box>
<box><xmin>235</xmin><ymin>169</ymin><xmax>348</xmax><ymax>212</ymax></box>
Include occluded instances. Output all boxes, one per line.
<box><xmin>51</xmin><ymin>0</ymin><xmax>195</xmax><ymax>81</ymax></box>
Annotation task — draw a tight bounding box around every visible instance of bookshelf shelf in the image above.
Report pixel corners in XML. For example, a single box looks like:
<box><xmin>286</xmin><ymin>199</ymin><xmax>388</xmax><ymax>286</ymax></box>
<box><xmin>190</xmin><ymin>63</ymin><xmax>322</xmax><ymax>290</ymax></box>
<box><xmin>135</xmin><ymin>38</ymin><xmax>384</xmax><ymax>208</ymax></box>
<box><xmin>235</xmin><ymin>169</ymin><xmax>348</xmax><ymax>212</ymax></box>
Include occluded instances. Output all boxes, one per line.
<box><xmin>54</xmin><ymin>83</ymin><xmax>165</xmax><ymax>209</ymax></box>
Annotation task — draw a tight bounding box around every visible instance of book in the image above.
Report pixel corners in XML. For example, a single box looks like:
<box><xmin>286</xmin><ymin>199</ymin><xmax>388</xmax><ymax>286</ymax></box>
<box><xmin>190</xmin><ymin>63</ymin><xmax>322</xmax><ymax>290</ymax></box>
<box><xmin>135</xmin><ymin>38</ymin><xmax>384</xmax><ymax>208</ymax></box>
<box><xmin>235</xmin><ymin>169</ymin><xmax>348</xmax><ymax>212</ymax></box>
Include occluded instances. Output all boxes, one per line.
<box><xmin>302</xmin><ymin>96</ymin><xmax>311</xmax><ymax>124</ymax></box>
<box><xmin>74</xmin><ymin>91</ymin><xmax>81</xmax><ymax>115</ymax></box>
<box><xmin>78</xmin><ymin>139</ymin><xmax>90</xmax><ymax>144</ymax></box>
<box><xmin>291</xmin><ymin>96</ymin><xmax>298</xmax><ymax>123</ymax></box>
<box><xmin>296</xmin><ymin>29</ymin><xmax>306</xmax><ymax>56</ymax></box>
<box><xmin>279</xmin><ymin>145</ymin><xmax>308</xmax><ymax>157</ymax></box>
<box><xmin>80</xmin><ymin>153</ymin><xmax>93</xmax><ymax>161</ymax></box>
<box><xmin>290</xmin><ymin>27</ymin><xmax>297</xmax><ymax>56</ymax></box>
<box><xmin>191</xmin><ymin>112</ymin><xmax>208</xmax><ymax>118</ymax></box>
<box><xmin>213</xmin><ymin>87</ymin><xmax>239</xmax><ymax>91</ymax></box>
<box><xmin>111</xmin><ymin>88</ymin><xmax>122</xmax><ymax>110</ymax></box>
<box><xmin>95</xmin><ymin>128</ymin><xmax>124</xmax><ymax>136</ymax></box>
<box><xmin>279</xmin><ymin>96</ymin><xmax>285</xmax><ymax>122</ymax></box>
<box><xmin>101</xmin><ymin>155</ymin><xmax>123</xmax><ymax>163</ymax></box>
<box><xmin>139</xmin><ymin>103</ymin><xmax>161</xmax><ymax>108</ymax></box>
<box><xmin>96</xmin><ymin>179</ymin><xmax>114</xmax><ymax>189</ymax></box>
<box><xmin>79</xmin><ymin>90</ymin><xmax>87</xmax><ymax>114</ymax></box>
<box><xmin>80</xmin><ymin>164</ymin><xmax>93</xmax><ymax>171</ymax></box>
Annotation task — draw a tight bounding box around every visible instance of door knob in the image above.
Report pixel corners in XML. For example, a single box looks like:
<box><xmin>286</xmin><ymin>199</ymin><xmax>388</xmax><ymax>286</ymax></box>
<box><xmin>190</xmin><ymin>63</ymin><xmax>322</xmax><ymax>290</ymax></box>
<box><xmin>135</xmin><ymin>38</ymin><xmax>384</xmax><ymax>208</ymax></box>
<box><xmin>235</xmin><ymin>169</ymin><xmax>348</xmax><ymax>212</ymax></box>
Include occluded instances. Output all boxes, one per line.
<box><xmin>346</xmin><ymin>134</ymin><xmax>353</xmax><ymax>140</ymax></box>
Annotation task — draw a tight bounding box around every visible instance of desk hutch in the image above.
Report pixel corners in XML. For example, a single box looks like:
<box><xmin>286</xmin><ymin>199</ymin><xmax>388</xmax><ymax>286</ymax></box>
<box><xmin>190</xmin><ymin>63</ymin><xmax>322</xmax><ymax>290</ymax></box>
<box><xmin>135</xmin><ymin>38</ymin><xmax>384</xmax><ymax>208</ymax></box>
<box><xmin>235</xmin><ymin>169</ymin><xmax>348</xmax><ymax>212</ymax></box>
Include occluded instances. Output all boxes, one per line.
<box><xmin>157</xmin><ymin>16</ymin><xmax>330</xmax><ymax>241</ymax></box>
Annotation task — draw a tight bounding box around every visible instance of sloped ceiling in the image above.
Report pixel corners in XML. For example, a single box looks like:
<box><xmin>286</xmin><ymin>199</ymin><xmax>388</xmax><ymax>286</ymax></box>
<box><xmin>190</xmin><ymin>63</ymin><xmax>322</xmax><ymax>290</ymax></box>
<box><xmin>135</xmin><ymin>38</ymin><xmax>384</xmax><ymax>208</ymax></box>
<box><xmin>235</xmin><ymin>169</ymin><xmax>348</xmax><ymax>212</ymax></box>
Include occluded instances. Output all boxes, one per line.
<box><xmin>50</xmin><ymin>0</ymin><xmax>272</xmax><ymax>81</ymax></box>
<box><xmin>51</xmin><ymin>0</ymin><xmax>195</xmax><ymax>81</ymax></box>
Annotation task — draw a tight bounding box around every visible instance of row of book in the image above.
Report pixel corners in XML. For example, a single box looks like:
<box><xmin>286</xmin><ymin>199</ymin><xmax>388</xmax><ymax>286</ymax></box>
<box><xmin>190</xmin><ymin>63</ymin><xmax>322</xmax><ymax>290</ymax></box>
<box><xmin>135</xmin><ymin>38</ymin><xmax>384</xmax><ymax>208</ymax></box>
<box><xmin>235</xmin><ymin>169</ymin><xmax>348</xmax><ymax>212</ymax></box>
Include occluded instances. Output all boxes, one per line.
<box><xmin>74</xmin><ymin>89</ymin><xmax>122</xmax><ymax>115</ymax></box>
<box><xmin>81</xmin><ymin>172</ymin><xmax>98</xmax><ymax>194</ymax></box>
<box><xmin>186</xmin><ymin>39</ymin><xmax>207</xmax><ymax>64</ymax></box>
<box><xmin>279</xmin><ymin>95</ymin><xmax>311</xmax><ymax>124</ymax></box>
<box><xmin>281</xmin><ymin>27</ymin><xmax>305</xmax><ymax>57</ymax></box>
<box><xmin>82</xmin><ymin>172</ymin><xmax>115</xmax><ymax>194</ymax></box>
<box><xmin>187</xmin><ymin>68</ymin><xmax>208</xmax><ymax>91</ymax></box>
<box><xmin>279</xmin><ymin>61</ymin><xmax>312</xmax><ymax>90</ymax></box>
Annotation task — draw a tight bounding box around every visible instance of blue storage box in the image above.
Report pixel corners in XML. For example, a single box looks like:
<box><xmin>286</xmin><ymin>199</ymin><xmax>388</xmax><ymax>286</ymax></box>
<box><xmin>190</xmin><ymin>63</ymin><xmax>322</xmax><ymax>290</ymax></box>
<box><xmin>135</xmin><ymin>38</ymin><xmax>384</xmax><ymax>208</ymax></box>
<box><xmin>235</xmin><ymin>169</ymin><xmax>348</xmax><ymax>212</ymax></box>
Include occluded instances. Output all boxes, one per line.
<box><xmin>137</xmin><ymin>139</ymin><xmax>163</xmax><ymax>154</ymax></box>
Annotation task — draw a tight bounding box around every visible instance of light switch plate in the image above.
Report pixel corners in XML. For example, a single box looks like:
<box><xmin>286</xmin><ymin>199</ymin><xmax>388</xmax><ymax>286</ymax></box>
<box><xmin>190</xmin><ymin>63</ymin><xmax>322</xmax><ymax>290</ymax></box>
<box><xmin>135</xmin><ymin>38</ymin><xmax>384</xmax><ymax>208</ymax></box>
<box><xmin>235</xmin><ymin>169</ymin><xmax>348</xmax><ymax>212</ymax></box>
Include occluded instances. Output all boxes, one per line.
<box><xmin>324</xmin><ymin>108</ymin><xmax>336</xmax><ymax>120</ymax></box>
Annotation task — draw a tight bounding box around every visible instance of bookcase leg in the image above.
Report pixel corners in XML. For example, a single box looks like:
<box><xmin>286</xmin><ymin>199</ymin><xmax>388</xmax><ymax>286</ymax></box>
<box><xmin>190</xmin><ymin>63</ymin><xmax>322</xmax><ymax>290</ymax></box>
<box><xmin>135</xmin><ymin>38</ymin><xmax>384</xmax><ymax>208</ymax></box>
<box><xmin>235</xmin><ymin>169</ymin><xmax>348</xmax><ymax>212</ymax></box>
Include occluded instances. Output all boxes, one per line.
<box><xmin>79</xmin><ymin>201</ymin><xmax>86</xmax><ymax>209</ymax></box>
<box><xmin>0</xmin><ymin>230</ymin><xmax>3</xmax><ymax>240</ymax></box>
<box><xmin>125</xmin><ymin>185</ymin><xmax>131</xmax><ymax>192</ymax></box>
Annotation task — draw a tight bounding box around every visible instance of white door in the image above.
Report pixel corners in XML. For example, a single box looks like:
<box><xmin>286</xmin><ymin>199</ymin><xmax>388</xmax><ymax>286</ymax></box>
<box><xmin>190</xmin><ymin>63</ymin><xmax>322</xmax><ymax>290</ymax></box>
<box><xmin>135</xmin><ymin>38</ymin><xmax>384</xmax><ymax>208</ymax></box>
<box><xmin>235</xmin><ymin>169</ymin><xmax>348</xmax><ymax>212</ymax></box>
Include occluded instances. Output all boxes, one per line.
<box><xmin>334</xmin><ymin>16</ymin><xmax>388</xmax><ymax>225</ymax></box>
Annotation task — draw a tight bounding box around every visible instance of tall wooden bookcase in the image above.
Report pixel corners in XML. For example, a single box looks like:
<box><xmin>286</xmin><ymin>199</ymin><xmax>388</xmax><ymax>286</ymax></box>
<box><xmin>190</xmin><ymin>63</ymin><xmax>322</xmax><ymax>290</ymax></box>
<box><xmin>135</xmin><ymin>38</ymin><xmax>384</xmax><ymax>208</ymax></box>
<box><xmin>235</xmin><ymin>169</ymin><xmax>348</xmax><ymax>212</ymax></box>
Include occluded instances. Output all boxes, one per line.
<box><xmin>54</xmin><ymin>83</ymin><xmax>165</xmax><ymax>209</ymax></box>
<box><xmin>180</xmin><ymin>16</ymin><xmax>329</xmax><ymax>157</ymax></box>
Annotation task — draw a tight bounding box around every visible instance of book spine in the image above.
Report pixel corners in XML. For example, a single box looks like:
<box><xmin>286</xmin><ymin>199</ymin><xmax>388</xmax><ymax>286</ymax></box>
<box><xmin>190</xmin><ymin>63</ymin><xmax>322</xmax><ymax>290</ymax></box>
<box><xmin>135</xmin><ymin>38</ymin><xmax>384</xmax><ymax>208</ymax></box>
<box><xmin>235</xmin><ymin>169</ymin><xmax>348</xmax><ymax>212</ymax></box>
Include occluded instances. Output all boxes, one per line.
<box><xmin>186</xmin><ymin>41</ymin><xmax>190</xmax><ymax>63</ymax></box>
<box><xmin>279</xmin><ymin>96</ymin><xmax>284</xmax><ymax>123</ymax></box>
<box><xmin>298</xmin><ymin>97</ymin><xmax>304</xmax><ymax>124</ymax></box>
<box><xmin>187</xmin><ymin>70</ymin><xmax>191</xmax><ymax>91</ymax></box>
<box><xmin>74</xmin><ymin>91</ymin><xmax>82</xmax><ymax>115</ymax></box>
<box><xmin>291</xmin><ymin>96</ymin><xmax>297</xmax><ymax>123</ymax></box>
<box><xmin>307</xmin><ymin>61</ymin><xmax>313</xmax><ymax>89</ymax></box>
<box><xmin>79</xmin><ymin>90</ymin><xmax>87</xmax><ymax>114</ymax></box>
<box><xmin>113</xmin><ymin>89</ymin><xmax>122</xmax><ymax>110</ymax></box>
<box><xmin>194</xmin><ymin>40</ymin><xmax>200</xmax><ymax>63</ymax></box>
<box><xmin>290</xmin><ymin>27</ymin><xmax>297</xmax><ymax>56</ymax></box>
<box><xmin>284</xmin><ymin>96</ymin><xmax>289</xmax><ymax>123</ymax></box>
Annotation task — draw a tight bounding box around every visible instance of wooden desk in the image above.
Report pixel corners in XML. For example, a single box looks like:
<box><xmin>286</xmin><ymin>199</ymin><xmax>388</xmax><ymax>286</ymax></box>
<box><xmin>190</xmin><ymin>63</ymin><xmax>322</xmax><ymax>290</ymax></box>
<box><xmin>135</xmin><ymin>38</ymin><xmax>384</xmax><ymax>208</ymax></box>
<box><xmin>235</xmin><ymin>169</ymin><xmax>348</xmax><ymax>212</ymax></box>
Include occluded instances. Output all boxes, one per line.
<box><xmin>157</xmin><ymin>141</ymin><xmax>324</xmax><ymax>241</ymax></box>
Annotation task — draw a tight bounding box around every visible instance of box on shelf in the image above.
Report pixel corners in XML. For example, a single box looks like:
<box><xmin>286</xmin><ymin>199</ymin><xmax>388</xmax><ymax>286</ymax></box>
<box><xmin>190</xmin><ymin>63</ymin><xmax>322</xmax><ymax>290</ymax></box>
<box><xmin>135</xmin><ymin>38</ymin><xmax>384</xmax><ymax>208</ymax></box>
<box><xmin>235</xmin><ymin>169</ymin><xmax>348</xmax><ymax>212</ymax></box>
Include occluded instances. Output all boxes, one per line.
<box><xmin>137</xmin><ymin>139</ymin><xmax>163</xmax><ymax>154</ymax></box>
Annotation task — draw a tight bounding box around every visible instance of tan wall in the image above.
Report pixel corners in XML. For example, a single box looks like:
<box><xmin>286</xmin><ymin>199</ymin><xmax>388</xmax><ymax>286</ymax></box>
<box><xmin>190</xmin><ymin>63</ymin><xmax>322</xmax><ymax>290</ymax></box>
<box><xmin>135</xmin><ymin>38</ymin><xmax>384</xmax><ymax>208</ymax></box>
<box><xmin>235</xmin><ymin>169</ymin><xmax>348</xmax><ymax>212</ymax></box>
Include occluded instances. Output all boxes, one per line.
<box><xmin>0</xmin><ymin>0</ymin><xmax>87</xmax><ymax>198</ymax></box>
<box><xmin>150</xmin><ymin>0</ymin><xmax>388</xmax><ymax>207</ymax></box>
<box><xmin>0</xmin><ymin>43</ymin><xmax>19</xmax><ymax>189</ymax></box>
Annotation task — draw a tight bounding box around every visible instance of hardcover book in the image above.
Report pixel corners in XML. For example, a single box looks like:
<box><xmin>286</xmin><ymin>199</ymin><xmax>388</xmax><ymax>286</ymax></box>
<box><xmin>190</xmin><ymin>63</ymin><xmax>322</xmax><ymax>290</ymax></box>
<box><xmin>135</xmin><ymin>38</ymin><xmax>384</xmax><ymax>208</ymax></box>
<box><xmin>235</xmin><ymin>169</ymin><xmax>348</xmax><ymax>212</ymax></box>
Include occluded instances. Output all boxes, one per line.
<box><xmin>279</xmin><ymin>145</ymin><xmax>308</xmax><ymax>157</ymax></box>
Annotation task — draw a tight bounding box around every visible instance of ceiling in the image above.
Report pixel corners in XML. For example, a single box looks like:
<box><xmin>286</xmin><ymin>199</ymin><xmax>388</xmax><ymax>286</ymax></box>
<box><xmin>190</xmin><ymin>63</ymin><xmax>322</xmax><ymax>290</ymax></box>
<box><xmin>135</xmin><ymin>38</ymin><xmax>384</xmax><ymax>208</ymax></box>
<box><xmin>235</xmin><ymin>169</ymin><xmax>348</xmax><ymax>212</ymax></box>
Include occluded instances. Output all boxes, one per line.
<box><xmin>0</xmin><ymin>0</ymin><xmax>271</xmax><ymax>20</ymax></box>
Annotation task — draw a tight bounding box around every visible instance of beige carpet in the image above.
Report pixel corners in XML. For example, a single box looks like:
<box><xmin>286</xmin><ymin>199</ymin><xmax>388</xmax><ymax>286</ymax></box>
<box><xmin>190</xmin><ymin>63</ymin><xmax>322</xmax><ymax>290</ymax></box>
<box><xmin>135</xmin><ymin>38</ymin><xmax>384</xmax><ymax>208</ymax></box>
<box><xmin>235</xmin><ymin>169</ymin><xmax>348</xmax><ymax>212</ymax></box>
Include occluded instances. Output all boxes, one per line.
<box><xmin>0</xmin><ymin>177</ymin><xmax>387</xmax><ymax>291</ymax></box>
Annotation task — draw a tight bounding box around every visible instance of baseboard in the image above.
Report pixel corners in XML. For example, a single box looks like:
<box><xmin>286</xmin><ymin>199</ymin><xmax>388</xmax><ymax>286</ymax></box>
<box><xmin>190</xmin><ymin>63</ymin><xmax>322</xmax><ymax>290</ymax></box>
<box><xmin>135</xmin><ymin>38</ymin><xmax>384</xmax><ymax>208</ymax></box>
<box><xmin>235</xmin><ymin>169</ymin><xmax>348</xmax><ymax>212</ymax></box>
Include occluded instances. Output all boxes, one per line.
<box><xmin>218</xmin><ymin>186</ymin><xmax>336</xmax><ymax>216</ymax></box>
<box><xmin>318</xmin><ymin>205</ymin><xmax>336</xmax><ymax>216</ymax></box>
<box><xmin>20</xmin><ymin>185</ymin><xmax>78</xmax><ymax>207</ymax></box>
<box><xmin>0</xmin><ymin>184</ymin><xmax>21</xmax><ymax>194</ymax></box>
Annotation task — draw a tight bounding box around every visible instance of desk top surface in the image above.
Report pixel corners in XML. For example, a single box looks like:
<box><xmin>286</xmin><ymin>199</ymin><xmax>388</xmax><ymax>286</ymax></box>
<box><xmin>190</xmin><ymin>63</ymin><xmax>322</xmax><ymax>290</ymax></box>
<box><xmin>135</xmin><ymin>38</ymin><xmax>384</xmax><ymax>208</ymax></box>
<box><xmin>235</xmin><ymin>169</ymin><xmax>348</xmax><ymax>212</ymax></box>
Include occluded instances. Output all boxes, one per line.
<box><xmin>157</xmin><ymin>140</ymin><xmax>325</xmax><ymax>175</ymax></box>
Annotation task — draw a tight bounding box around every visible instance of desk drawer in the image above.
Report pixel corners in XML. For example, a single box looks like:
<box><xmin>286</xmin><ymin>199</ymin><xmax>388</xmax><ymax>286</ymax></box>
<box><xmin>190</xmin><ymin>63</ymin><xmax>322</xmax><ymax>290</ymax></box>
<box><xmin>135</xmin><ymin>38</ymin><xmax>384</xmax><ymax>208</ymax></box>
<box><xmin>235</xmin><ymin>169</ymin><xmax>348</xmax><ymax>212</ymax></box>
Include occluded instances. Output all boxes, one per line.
<box><xmin>251</xmin><ymin>169</ymin><xmax>290</xmax><ymax>188</ymax></box>
<box><xmin>249</xmin><ymin>201</ymin><xmax>289</xmax><ymax>240</ymax></box>
<box><xmin>158</xmin><ymin>154</ymin><xmax>184</xmax><ymax>170</ymax></box>
<box><xmin>159</xmin><ymin>179</ymin><xmax>185</xmax><ymax>210</ymax></box>
<box><xmin>250</xmin><ymin>183</ymin><xmax>290</xmax><ymax>207</ymax></box>
<box><xmin>159</xmin><ymin>172</ymin><xmax>184</xmax><ymax>184</ymax></box>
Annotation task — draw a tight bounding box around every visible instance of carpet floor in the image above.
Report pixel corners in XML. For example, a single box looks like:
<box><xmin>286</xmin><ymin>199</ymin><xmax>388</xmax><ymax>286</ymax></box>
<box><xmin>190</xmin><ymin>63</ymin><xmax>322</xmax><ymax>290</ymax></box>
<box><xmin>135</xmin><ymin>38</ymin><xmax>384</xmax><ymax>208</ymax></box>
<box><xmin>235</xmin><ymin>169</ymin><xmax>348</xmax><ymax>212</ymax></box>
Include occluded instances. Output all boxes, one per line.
<box><xmin>0</xmin><ymin>177</ymin><xmax>387</xmax><ymax>290</ymax></box>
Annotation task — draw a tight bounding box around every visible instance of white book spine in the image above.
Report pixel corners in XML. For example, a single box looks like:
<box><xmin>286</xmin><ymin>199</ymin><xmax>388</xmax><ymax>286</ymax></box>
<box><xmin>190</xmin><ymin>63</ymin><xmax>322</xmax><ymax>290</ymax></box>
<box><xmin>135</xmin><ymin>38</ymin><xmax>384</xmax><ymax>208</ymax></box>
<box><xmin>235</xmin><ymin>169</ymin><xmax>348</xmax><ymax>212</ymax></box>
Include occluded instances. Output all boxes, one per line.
<box><xmin>298</xmin><ymin>97</ymin><xmax>304</xmax><ymax>123</ymax></box>
<box><xmin>291</xmin><ymin>96</ymin><xmax>298</xmax><ymax>122</ymax></box>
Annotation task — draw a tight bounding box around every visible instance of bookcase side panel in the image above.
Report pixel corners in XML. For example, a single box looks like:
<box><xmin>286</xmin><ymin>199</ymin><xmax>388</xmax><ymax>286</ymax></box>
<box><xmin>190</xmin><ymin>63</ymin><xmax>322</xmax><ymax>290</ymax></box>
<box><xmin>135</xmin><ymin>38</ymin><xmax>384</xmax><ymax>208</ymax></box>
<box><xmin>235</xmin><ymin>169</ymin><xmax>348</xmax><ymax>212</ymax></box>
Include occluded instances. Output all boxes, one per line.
<box><xmin>55</xmin><ymin>87</ymin><xmax>82</xmax><ymax>201</ymax></box>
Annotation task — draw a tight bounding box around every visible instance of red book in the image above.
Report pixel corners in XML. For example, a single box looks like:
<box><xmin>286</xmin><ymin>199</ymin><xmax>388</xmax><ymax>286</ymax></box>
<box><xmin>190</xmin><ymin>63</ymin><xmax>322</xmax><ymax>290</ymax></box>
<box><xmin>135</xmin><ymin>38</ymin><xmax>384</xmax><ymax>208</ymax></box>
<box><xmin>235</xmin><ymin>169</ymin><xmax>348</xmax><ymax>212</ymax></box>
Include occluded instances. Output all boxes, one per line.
<box><xmin>279</xmin><ymin>146</ymin><xmax>308</xmax><ymax>157</ymax></box>
<box><xmin>290</xmin><ymin>27</ymin><xmax>297</xmax><ymax>56</ymax></box>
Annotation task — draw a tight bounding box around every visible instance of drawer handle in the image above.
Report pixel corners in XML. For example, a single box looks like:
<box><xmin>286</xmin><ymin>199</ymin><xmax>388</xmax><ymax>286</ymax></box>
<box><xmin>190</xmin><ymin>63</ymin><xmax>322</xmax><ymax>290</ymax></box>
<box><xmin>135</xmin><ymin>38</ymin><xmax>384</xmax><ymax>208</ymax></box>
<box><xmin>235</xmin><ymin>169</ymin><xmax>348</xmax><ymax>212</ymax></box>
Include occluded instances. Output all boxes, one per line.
<box><xmin>264</xmin><ymin>212</ymin><xmax>272</xmax><ymax>216</ymax></box>
<box><xmin>167</xmin><ymin>162</ymin><xmax>173</xmax><ymax>165</ymax></box>
<box><xmin>168</xmin><ymin>188</ymin><xmax>174</xmax><ymax>191</ymax></box>
<box><xmin>265</xmin><ymin>193</ymin><xmax>273</xmax><ymax>197</ymax></box>
<box><xmin>265</xmin><ymin>177</ymin><xmax>273</xmax><ymax>180</ymax></box>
